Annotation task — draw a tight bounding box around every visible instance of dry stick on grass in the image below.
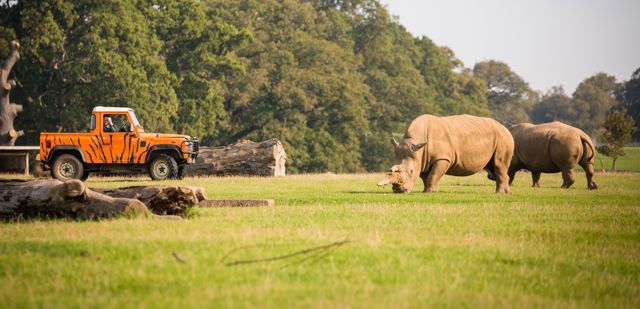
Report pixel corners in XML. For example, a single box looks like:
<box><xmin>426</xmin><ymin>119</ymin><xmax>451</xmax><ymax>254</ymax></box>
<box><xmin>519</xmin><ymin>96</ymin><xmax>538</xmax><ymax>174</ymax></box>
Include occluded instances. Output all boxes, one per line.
<box><xmin>221</xmin><ymin>239</ymin><xmax>350</xmax><ymax>267</ymax></box>
<box><xmin>172</xmin><ymin>251</ymin><xmax>187</xmax><ymax>264</ymax></box>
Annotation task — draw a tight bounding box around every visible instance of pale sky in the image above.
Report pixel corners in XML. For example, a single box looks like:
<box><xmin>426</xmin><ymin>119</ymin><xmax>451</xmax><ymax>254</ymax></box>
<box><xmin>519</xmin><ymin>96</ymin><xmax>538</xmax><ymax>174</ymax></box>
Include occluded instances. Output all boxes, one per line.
<box><xmin>380</xmin><ymin>0</ymin><xmax>640</xmax><ymax>94</ymax></box>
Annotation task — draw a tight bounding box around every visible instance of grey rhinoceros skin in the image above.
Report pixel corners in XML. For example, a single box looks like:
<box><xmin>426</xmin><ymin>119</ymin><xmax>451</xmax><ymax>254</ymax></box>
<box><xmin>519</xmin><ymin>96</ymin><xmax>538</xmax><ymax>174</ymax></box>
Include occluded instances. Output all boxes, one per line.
<box><xmin>378</xmin><ymin>114</ymin><xmax>514</xmax><ymax>194</ymax></box>
<box><xmin>508</xmin><ymin>121</ymin><xmax>598</xmax><ymax>190</ymax></box>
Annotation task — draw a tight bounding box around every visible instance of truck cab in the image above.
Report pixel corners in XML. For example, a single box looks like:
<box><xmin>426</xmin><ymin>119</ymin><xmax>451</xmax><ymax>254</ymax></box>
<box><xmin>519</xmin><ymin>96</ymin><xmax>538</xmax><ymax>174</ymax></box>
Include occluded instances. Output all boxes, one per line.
<box><xmin>40</xmin><ymin>106</ymin><xmax>198</xmax><ymax>181</ymax></box>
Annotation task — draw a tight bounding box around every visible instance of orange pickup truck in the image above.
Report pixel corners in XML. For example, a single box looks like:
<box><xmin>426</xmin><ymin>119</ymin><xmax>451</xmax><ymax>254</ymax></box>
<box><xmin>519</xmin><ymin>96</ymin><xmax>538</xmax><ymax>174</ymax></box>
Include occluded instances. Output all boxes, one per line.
<box><xmin>40</xmin><ymin>106</ymin><xmax>198</xmax><ymax>181</ymax></box>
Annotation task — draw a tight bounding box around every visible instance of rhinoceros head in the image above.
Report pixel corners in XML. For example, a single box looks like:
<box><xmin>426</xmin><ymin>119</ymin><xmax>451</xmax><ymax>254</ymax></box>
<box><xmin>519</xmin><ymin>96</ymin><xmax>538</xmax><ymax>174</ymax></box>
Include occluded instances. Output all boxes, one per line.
<box><xmin>377</xmin><ymin>138</ymin><xmax>426</xmax><ymax>193</ymax></box>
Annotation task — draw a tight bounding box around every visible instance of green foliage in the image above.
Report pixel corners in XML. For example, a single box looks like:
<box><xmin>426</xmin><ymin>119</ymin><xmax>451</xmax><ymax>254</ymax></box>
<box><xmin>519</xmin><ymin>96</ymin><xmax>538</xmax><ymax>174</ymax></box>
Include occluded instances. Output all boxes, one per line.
<box><xmin>596</xmin><ymin>108</ymin><xmax>635</xmax><ymax>171</ymax></box>
<box><xmin>473</xmin><ymin>60</ymin><xmax>536</xmax><ymax>126</ymax></box>
<box><xmin>572</xmin><ymin>73</ymin><xmax>620</xmax><ymax>134</ymax></box>
<box><xmin>531</xmin><ymin>86</ymin><xmax>576</xmax><ymax>124</ymax></box>
<box><xmin>618</xmin><ymin>67</ymin><xmax>640</xmax><ymax>140</ymax></box>
<box><xmin>530</xmin><ymin>73</ymin><xmax>623</xmax><ymax>135</ymax></box>
<box><xmin>5</xmin><ymin>0</ymin><xmax>181</xmax><ymax>133</ymax></box>
<box><xmin>138</xmin><ymin>0</ymin><xmax>250</xmax><ymax>143</ymax></box>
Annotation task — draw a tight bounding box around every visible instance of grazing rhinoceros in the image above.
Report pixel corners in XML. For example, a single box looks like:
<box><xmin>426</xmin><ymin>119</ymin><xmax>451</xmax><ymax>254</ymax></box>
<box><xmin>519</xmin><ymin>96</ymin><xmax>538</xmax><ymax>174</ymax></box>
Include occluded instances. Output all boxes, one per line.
<box><xmin>377</xmin><ymin>114</ymin><xmax>514</xmax><ymax>194</ymax></box>
<box><xmin>507</xmin><ymin>122</ymin><xmax>597</xmax><ymax>189</ymax></box>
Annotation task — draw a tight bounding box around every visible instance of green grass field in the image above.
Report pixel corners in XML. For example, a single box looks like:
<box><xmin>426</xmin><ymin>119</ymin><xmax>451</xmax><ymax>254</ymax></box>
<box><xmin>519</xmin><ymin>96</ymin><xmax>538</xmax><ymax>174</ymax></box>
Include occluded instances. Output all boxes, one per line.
<box><xmin>595</xmin><ymin>147</ymin><xmax>640</xmax><ymax>172</ymax></box>
<box><xmin>1</xmin><ymin>172</ymin><xmax>640</xmax><ymax>308</ymax></box>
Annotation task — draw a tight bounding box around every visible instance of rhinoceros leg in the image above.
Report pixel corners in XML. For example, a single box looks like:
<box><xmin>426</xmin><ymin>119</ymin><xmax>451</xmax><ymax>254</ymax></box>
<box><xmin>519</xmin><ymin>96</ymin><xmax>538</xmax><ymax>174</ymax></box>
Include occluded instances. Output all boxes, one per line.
<box><xmin>494</xmin><ymin>167</ymin><xmax>511</xmax><ymax>194</ymax></box>
<box><xmin>531</xmin><ymin>172</ymin><xmax>541</xmax><ymax>188</ymax></box>
<box><xmin>507</xmin><ymin>162</ymin><xmax>524</xmax><ymax>186</ymax></box>
<box><xmin>579</xmin><ymin>161</ymin><xmax>598</xmax><ymax>190</ymax></box>
<box><xmin>560</xmin><ymin>168</ymin><xmax>576</xmax><ymax>188</ymax></box>
<box><xmin>421</xmin><ymin>160</ymin><xmax>450</xmax><ymax>193</ymax></box>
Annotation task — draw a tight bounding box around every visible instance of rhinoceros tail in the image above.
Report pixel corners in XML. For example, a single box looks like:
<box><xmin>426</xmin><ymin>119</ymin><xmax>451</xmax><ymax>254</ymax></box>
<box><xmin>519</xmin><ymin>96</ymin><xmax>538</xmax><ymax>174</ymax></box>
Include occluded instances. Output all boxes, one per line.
<box><xmin>579</xmin><ymin>131</ymin><xmax>596</xmax><ymax>163</ymax></box>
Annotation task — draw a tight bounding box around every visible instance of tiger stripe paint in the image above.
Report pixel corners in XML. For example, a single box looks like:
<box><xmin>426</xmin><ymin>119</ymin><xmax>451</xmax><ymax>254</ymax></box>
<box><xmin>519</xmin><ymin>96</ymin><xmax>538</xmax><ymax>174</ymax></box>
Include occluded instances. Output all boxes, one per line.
<box><xmin>40</xmin><ymin>110</ymin><xmax>196</xmax><ymax>168</ymax></box>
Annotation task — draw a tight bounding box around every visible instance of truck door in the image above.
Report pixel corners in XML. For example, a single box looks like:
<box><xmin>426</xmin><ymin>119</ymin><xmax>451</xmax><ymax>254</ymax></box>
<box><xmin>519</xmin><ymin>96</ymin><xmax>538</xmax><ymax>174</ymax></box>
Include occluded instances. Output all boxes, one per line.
<box><xmin>101</xmin><ymin>113</ymin><xmax>138</xmax><ymax>164</ymax></box>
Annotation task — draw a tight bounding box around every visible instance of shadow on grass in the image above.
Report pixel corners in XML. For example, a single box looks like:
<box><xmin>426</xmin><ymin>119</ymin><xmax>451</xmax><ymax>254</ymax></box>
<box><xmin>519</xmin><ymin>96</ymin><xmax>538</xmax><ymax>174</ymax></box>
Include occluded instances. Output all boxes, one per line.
<box><xmin>347</xmin><ymin>191</ymin><xmax>396</xmax><ymax>195</ymax></box>
<box><xmin>453</xmin><ymin>183</ymin><xmax>494</xmax><ymax>187</ymax></box>
<box><xmin>87</xmin><ymin>178</ymin><xmax>149</xmax><ymax>183</ymax></box>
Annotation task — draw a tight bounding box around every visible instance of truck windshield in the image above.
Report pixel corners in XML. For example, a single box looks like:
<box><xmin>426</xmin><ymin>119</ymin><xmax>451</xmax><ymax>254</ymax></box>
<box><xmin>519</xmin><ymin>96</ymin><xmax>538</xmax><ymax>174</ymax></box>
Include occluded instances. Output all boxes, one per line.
<box><xmin>128</xmin><ymin>111</ymin><xmax>141</xmax><ymax>127</ymax></box>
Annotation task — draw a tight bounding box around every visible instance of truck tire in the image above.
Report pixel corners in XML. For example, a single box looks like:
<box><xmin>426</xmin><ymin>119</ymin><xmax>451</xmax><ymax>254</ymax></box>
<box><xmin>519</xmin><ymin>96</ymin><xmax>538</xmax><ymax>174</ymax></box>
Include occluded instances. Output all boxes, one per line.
<box><xmin>149</xmin><ymin>154</ymin><xmax>178</xmax><ymax>180</ymax></box>
<box><xmin>52</xmin><ymin>154</ymin><xmax>85</xmax><ymax>181</ymax></box>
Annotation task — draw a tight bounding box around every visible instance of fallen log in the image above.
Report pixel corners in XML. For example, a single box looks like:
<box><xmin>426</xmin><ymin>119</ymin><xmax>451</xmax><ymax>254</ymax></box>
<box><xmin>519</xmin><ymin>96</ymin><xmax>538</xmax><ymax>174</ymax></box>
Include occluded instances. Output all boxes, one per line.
<box><xmin>187</xmin><ymin>138</ymin><xmax>287</xmax><ymax>177</ymax></box>
<box><xmin>93</xmin><ymin>185</ymin><xmax>207</xmax><ymax>216</ymax></box>
<box><xmin>0</xmin><ymin>179</ymin><xmax>148</xmax><ymax>219</ymax></box>
<box><xmin>198</xmin><ymin>199</ymin><xmax>275</xmax><ymax>208</ymax></box>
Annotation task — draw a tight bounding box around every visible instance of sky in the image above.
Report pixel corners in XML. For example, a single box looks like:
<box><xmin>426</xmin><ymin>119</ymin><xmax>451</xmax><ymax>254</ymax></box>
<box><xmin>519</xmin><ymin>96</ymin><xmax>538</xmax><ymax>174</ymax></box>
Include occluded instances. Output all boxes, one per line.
<box><xmin>380</xmin><ymin>0</ymin><xmax>640</xmax><ymax>94</ymax></box>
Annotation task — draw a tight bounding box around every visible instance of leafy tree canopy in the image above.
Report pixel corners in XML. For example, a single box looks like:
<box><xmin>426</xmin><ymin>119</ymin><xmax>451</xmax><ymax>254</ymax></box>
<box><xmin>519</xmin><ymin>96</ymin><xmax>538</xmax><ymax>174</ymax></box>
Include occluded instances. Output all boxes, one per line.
<box><xmin>617</xmin><ymin>67</ymin><xmax>640</xmax><ymax>140</ymax></box>
<box><xmin>473</xmin><ymin>60</ymin><xmax>536</xmax><ymax>126</ymax></box>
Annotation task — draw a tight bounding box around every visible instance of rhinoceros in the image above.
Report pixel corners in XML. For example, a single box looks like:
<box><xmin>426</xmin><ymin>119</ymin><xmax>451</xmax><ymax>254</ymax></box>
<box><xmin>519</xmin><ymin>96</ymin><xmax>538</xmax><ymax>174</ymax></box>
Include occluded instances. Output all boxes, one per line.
<box><xmin>377</xmin><ymin>114</ymin><xmax>514</xmax><ymax>194</ymax></box>
<box><xmin>507</xmin><ymin>122</ymin><xmax>597</xmax><ymax>189</ymax></box>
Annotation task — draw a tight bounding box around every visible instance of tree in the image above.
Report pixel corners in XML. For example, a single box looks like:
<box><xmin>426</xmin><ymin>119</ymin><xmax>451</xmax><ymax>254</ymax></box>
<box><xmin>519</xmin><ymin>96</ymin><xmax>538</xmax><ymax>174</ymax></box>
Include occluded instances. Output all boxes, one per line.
<box><xmin>473</xmin><ymin>60</ymin><xmax>536</xmax><ymax>126</ymax></box>
<box><xmin>415</xmin><ymin>37</ymin><xmax>490</xmax><ymax>117</ymax></box>
<box><xmin>596</xmin><ymin>109</ymin><xmax>635</xmax><ymax>172</ymax></box>
<box><xmin>4</xmin><ymin>0</ymin><xmax>180</xmax><ymax>141</ymax></box>
<box><xmin>138</xmin><ymin>0</ymin><xmax>250</xmax><ymax>144</ymax></box>
<box><xmin>572</xmin><ymin>73</ymin><xmax>620</xmax><ymax>134</ymax></box>
<box><xmin>617</xmin><ymin>67</ymin><xmax>640</xmax><ymax>140</ymax></box>
<box><xmin>531</xmin><ymin>86</ymin><xmax>576</xmax><ymax>124</ymax></box>
<box><xmin>213</xmin><ymin>0</ymin><xmax>370</xmax><ymax>173</ymax></box>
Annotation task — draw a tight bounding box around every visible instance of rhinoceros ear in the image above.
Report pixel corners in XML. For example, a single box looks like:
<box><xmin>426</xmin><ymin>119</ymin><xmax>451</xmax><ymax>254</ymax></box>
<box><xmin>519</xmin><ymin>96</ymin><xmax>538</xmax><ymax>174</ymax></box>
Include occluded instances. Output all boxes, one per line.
<box><xmin>390</xmin><ymin>138</ymin><xmax>400</xmax><ymax>149</ymax></box>
<box><xmin>410</xmin><ymin>142</ymin><xmax>426</xmax><ymax>152</ymax></box>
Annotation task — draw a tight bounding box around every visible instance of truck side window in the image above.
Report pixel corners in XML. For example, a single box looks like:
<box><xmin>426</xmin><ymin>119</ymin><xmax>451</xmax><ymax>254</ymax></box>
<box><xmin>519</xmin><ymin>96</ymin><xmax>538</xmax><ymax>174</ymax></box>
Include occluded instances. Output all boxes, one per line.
<box><xmin>105</xmin><ymin>114</ymin><xmax>132</xmax><ymax>133</ymax></box>
<box><xmin>90</xmin><ymin>115</ymin><xmax>96</xmax><ymax>131</ymax></box>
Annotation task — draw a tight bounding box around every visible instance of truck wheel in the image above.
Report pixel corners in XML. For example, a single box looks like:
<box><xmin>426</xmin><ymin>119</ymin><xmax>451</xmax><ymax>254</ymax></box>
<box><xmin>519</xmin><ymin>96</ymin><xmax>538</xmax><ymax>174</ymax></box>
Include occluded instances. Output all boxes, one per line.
<box><xmin>52</xmin><ymin>154</ymin><xmax>85</xmax><ymax>181</ymax></box>
<box><xmin>149</xmin><ymin>154</ymin><xmax>178</xmax><ymax>180</ymax></box>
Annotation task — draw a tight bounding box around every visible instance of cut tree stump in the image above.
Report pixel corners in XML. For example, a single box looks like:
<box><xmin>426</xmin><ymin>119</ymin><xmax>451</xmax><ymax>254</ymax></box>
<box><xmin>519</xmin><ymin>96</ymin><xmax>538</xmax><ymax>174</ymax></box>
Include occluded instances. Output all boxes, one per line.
<box><xmin>0</xmin><ymin>179</ymin><xmax>148</xmax><ymax>219</ymax></box>
<box><xmin>93</xmin><ymin>185</ymin><xmax>207</xmax><ymax>216</ymax></box>
<box><xmin>198</xmin><ymin>199</ymin><xmax>275</xmax><ymax>208</ymax></box>
<box><xmin>187</xmin><ymin>138</ymin><xmax>287</xmax><ymax>177</ymax></box>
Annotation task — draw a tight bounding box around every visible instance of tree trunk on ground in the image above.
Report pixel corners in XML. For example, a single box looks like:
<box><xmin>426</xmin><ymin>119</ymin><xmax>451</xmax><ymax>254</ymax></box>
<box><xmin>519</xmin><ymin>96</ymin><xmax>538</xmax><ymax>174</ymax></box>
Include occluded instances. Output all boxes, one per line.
<box><xmin>93</xmin><ymin>186</ymin><xmax>207</xmax><ymax>216</ymax></box>
<box><xmin>612</xmin><ymin>158</ymin><xmax>617</xmax><ymax>172</ymax></box>
<box><xmin>0</xmin><ymin>179</ymin><xmax>148</xmax><ymax>219</ymax></box>
<box><xmin>0</xmin><ymin>41</ymin><xmax>23</xmax><ymax>146</ymax></box>
<box><xmin>0</xmin><ymin>179</ymin><xmax>208</xmax><ymax>219</ymax></box>
<box><xmin>187</xmin><ymin>138</ymin><xmax>287</xmax><ymax>177</ymax></box>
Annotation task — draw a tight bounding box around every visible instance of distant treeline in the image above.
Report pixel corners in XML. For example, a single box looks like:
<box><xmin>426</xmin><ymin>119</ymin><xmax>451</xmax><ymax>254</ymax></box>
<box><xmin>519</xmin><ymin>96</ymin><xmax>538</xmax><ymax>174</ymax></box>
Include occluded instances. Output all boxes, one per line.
<box><xmin>1</xmin><ymin>0</ymin><xmax>638</xmax><ymax>172</ymax></box>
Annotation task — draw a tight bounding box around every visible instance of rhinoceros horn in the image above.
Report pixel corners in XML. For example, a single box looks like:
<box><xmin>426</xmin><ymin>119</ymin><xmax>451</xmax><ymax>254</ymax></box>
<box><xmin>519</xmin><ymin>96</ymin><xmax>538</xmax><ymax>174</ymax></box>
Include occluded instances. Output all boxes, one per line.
<box><xmin>390</xmin><ymin>138</ymin><xmax>400</xmax><ymax>149</ymax></box>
